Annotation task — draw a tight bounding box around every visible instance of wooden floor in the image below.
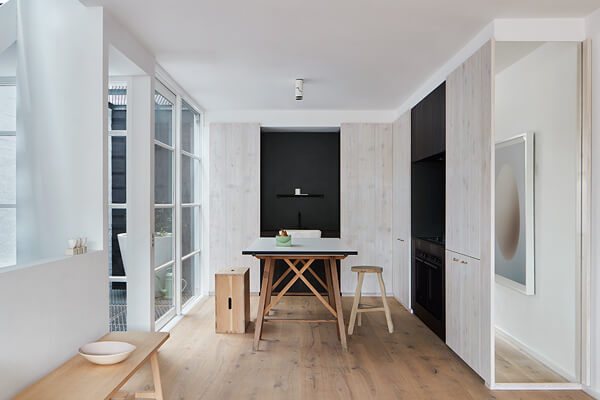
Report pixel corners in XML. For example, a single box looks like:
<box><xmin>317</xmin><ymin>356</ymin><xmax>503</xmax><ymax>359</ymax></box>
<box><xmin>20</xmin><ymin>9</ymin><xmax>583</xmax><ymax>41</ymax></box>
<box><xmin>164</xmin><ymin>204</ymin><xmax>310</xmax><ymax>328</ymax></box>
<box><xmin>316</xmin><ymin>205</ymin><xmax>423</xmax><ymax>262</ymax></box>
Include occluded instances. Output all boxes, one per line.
<box><xmin>495</xmin><ymin>333</ymin><xmax>569</xmax><ymax>383</ymax></box>
<box><xmin>122</xmin><ymin>296</ymin><xmax>590</xmax><ymax>399</ymax></box>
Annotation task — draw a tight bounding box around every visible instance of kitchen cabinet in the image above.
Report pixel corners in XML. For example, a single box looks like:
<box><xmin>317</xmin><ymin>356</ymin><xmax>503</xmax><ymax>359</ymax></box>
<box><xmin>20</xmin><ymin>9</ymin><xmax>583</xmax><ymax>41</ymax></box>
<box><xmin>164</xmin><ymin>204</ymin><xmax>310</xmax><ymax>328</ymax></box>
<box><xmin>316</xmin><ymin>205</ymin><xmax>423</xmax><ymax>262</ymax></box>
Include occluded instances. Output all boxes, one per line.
<box><xmin>392</xmin><ymin>111</ymin><xmax>411</xmax><ymax>309</ymax></box>
<box><xmin>411</xmin><ymin>82</ymin><xmax>445</xmax><ymax>162</ymax></box>
<box><xmin>446</xmin><ymin>43</ymin><xmax>493</xmax><ymax>261</ymax></box>
<box><xmin>444</xmin><ymin>40</ymin><xmax>493</xmax><ymax>385</ymax></box>
<box><xmin>445</xmin><ymin>250</ymin><xmax>484</xmax><ymax>376</ymax></box>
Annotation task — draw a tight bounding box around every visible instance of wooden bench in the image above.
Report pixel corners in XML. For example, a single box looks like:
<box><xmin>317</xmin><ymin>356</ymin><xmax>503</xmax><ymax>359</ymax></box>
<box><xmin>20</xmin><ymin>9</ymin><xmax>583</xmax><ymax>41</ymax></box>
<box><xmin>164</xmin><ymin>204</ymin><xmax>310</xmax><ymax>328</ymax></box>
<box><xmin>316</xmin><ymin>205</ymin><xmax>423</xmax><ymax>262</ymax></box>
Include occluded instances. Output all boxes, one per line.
<box><xmin>14</xmin><ymin>331</ymin><xmax>169</xmax><ymax>400</ymax></box>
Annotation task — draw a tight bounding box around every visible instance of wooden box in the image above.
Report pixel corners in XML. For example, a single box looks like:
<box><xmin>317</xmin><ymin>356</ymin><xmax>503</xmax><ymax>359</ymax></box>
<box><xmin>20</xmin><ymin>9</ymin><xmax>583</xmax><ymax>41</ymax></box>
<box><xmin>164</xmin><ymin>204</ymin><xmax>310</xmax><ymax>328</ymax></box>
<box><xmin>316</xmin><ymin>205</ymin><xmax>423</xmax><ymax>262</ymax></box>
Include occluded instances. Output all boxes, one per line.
<box><xmin>215</xmin><ymin>267</ymin><xmax>250</xmax><ymax>333</ymax></box>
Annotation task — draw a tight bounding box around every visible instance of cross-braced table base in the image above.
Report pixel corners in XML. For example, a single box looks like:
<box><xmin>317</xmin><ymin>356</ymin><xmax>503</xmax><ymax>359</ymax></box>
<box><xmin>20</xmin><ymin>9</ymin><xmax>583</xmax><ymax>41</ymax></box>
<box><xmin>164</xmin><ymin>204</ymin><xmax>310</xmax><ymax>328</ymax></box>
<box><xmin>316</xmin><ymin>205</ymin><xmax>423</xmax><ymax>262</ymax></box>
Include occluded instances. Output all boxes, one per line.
<box><xmin>253</xmin><ymin>255</ymin><xmax>348</xmax><ymax>351</ymax></box>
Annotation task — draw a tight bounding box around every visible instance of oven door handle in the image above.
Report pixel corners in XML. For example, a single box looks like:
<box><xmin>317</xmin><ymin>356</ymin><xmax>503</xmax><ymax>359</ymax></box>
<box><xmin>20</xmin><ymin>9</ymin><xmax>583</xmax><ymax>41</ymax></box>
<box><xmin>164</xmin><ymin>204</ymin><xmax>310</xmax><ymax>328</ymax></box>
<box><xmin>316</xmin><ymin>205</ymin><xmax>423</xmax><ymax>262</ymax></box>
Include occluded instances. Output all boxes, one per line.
<box><xmin>415</xmin><ymin>257</ymin><xmax>440</xmax><ymax>270</ymax></box>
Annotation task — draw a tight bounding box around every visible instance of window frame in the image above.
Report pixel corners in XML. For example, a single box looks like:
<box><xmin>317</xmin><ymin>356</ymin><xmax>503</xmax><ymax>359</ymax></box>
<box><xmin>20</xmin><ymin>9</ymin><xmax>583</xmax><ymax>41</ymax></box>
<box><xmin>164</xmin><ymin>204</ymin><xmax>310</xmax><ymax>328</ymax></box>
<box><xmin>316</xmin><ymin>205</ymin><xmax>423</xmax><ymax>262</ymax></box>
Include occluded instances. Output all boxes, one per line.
<box><xmin>0</xmin><ymin>80</ymin><xmax>17</xmax><ymax>269</ymax></box>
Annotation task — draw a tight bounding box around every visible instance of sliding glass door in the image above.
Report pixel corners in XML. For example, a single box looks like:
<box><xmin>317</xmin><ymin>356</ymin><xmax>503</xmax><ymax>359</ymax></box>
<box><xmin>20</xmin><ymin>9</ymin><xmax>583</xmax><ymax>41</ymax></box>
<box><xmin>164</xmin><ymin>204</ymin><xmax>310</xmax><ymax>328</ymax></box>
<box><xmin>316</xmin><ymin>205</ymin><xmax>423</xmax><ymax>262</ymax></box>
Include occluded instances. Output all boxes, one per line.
<box><xmin>179</xmin><ymin>101</ymin><xmax>201</xmax><ymax>307</ymax></box>
<box><xmin>154</xmin><ymin>81</ymin><xmax>177</xmax><ymax>328</ymax></box>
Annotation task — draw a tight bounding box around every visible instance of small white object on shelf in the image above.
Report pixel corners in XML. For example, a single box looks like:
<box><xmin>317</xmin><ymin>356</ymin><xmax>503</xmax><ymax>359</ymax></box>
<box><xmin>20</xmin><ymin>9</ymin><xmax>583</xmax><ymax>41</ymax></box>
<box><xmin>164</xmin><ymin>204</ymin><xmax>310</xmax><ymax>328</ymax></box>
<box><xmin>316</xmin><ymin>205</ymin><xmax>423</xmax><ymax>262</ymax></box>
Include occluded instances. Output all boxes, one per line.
<box><xmin>78</xmin><ymin>341</ymin><xmax>136</xmax><ymax>365</ymax></box>
<box><xmin>66</xmin><ymin>237</ymin><xmax>89</xmax><ymax>256</ymax></box>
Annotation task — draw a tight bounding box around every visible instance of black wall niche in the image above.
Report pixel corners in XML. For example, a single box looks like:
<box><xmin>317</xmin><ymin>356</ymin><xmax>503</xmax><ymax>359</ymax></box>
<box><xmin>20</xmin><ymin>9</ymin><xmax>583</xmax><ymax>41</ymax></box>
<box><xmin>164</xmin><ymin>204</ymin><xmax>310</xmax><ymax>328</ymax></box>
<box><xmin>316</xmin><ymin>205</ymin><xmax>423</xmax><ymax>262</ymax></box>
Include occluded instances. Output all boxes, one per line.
<box><xmin>260</xmin><ymin>128</ymin><xmax>341</xmax><ymax>294</ymax></box>
<box><xmin>411</xmin><ymin>155</ymin><xmax>445</xmax><ymax>238</ymax></box>
<box><xmin>411</xmin><ymin>82</ymin><xmax>446</xmax><ymax>162</ymax></box>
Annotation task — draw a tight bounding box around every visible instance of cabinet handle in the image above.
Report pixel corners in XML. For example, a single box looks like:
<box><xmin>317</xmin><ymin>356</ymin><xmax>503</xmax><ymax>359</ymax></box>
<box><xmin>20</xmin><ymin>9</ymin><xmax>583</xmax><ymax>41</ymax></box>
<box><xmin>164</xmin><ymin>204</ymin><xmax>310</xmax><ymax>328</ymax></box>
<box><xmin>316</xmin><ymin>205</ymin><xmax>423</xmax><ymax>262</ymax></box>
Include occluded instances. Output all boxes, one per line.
<box><xmin>461</xmin><ymin>260</ymin><xmax>468</xmax><ymax>264</ymax></box>
<box><xmin>453</xmin><ymin>258</ymin><xmax>459</xmax><ymax>262</ymax></box>
<box><xmin>397</xmin><ymin>238</ymin><xmax>405</xmax><ymax>242</ymax></box>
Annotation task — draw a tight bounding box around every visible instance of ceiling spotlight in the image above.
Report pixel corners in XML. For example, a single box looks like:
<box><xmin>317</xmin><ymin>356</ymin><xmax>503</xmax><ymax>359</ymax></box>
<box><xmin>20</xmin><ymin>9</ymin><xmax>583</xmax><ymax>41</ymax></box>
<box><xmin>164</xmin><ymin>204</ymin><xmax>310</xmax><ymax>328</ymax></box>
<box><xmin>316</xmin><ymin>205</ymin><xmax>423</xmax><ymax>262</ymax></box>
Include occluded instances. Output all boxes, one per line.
<box><xmin>295</xmin><ymin>79</ymin><xmax>304</xmax><ymax>101</ymax></box>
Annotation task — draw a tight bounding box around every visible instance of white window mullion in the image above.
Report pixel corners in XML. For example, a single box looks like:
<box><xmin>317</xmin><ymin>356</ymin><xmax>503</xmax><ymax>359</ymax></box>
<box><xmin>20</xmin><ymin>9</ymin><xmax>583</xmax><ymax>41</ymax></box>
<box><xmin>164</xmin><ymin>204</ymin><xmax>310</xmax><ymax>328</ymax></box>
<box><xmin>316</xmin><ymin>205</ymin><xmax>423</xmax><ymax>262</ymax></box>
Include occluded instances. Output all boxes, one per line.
<box><xmin>175</xmin><ymin>95</ymin><xmax>183</xmax><ymax>315</ymax></box>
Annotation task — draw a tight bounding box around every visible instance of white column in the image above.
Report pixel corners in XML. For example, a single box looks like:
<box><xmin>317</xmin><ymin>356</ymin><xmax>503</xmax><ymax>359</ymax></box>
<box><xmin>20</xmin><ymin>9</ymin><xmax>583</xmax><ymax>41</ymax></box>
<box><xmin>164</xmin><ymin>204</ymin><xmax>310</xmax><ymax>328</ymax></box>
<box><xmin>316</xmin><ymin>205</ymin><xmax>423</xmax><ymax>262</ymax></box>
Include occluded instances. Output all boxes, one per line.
<box><xmin>126</xmin><ymin>75</ymin><xmax>155</xmax><ymax>331</ymax></box>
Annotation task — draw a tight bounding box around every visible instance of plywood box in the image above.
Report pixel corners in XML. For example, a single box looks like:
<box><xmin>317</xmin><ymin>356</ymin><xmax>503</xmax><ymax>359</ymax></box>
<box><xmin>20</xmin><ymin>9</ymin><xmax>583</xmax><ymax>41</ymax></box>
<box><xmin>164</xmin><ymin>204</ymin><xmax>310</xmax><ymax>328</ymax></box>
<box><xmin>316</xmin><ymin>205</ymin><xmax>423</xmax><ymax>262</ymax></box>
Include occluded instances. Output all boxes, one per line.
<box><xmin>215</xmin><ymin>267</ymin><xmax>250</xmax><ymax>333</ymax></box>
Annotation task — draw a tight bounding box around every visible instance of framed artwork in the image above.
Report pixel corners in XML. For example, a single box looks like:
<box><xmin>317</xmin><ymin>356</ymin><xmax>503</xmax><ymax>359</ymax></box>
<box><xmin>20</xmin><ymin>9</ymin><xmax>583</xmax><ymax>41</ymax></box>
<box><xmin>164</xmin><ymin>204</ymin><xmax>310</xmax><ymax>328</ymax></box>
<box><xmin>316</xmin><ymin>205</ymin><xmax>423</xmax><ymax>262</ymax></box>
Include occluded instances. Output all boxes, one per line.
<box><xmin>495</xmin><ymin>132</ymin><xmax>535</xmax><ymax>295</ymax></box>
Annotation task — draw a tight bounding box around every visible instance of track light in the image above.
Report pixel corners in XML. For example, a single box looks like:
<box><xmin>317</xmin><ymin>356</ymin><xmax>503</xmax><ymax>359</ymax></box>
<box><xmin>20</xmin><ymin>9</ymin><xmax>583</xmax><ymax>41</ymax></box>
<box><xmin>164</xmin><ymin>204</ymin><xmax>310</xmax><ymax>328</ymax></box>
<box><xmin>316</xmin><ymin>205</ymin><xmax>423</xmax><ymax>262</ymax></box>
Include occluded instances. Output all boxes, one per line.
<box><xmin>295</xmin><ymin>79</ymin><xmax>304</xmax><ymax>101</ymax></box>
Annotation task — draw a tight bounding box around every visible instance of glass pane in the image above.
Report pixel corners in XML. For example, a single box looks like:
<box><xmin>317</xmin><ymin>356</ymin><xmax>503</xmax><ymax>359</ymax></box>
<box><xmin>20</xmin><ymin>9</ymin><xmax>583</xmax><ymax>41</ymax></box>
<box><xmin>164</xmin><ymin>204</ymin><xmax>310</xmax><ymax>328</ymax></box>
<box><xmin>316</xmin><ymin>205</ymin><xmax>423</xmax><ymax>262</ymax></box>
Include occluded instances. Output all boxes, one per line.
<box><xmin>108</xmin><ymin>85</ymin><xmax>127</xmax><ymax>131</ymax></box>
<box><xmin>0</xmin><ymin>208</ymin><xmax>16</xmax><ymax>267</ymax></box>
<box><xmin>154</xmin><ymin>208</ymin><xmax>173</xmax><ymax>267</ymax></box>
<box><xmin>0</xmin><ymin>85</ymin><xmax>16</xmax><ymax>132</ymax></box>
<box><xmin>154</xmin><ymin>92</ymin><xmax>173</xmax><ymax>146</ymax></box>
<box><xmin>182</xmin><ymin>206</ymin><xmax>199</xmax><ymax>256</ymax></box>
<box><xmin>155</xmin><ymin>145</ymin><xmax>173</xmax><ymax>204</ymax></box>
<box><xmin>181</xmin><ymin>100</ymin><xmax>199</xmax><ymax>155</ymax></box>
<box><xmin>182</xmin><ymin>155</ymin><xmax>199</xmax><ymax>204</ymax></box>
<box><xmin>182</xmin><ymin>254</ymin><xmax>198</xmax><ymax>304</ymax></box>
<box><xmin>155</xmin><ymin>265</ymin><xmax>174</xmax><ymax>321</ymax></box>
<box><xmin>0</xmin><ymin>136</ymin><xmax>16</xmax><ymax>204</ymax></box>
<box><xmin>109</xmin><ymin>283</ymin><xmax>127</xmax><ymax>332</ymax></box>
<box><xmin>110</xmin><ymin>136</ymin><xmax>126</xmax><ymax>204</ymax></box>
<box><xmin>109</xmin><ymin>208</ymin><xmax>126</xmax><ymax>277</ymax></box>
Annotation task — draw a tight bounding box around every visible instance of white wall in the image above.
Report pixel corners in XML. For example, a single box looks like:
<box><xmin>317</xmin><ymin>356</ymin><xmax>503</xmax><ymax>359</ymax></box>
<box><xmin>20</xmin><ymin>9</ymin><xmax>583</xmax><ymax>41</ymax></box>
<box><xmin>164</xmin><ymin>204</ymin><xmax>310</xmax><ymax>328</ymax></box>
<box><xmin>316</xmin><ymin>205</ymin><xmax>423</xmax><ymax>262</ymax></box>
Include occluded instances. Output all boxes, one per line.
<box><xmin>585</xmin><ymin>9</ymin><xmax>600</xmax><ymax>398</ymax></box>
<box><xmin>0</xmin><ymin>0</ymin><xmax>109</xmax><ymax>397</ymax></box>
<box><xmin>0</xmin><ymin>251</ymin><xmax>108</xmax><ymax>398</ymax></box>
<box><xmin>16</xmin><ymin>0</ymin><xmax>106</xmax><ymax>262</ymax></box>
<box><xmin>494</xmin><ymin>42</ymin><xmax>580</xmax><ymax>381</ymax></box>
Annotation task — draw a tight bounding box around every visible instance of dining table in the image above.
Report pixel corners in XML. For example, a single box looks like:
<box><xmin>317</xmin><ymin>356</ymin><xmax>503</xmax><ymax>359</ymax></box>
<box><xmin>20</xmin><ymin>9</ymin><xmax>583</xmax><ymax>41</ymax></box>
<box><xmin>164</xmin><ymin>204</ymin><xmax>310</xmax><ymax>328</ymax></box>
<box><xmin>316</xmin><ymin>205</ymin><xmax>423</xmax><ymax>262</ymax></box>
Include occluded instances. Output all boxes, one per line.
<box><xmin>242</xmin><ymin>237</ymin><xmax>358</xmax><ymax>351</ymax></box>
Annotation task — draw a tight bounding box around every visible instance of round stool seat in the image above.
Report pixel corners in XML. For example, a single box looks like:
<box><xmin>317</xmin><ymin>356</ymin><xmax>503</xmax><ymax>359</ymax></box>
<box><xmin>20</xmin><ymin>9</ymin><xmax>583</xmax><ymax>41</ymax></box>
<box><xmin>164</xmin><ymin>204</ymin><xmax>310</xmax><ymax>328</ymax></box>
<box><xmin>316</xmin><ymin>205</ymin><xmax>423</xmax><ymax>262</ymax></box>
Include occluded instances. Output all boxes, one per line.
<box><xmin>351</xmin><ymin>265</ymin><xmax>383</xmax><ymax>273</ymax></box>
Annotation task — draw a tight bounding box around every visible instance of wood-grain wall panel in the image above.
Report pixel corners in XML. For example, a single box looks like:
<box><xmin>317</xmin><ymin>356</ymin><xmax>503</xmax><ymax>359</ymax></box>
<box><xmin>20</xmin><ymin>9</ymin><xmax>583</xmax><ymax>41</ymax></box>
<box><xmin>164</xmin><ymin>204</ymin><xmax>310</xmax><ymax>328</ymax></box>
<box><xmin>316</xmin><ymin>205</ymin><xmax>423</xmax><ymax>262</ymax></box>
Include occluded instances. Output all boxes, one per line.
<box><xmin>392</xmin><ymin>112</ymin><xmax>411</xmax><ymax>309</ymax></box>
<box><xmin>209</xmin><ymin>123</ymin><xmax>260</xmax><ymax>293</ymax></box>
<box><xmin>341</xmin><ymin>123</ymin><xmax>393</xmax><ymax>295</ymax></box>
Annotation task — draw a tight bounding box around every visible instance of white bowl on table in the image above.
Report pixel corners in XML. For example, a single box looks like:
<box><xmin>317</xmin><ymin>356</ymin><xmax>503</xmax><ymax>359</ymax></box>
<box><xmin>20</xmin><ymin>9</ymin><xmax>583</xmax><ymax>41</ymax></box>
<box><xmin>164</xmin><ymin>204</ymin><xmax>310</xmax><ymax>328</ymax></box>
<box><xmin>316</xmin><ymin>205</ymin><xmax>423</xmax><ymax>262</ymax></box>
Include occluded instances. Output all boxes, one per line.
<box><xmin>78</xmin><ymin>341</ymin><xmax>136</xmax><ymax>365</ymax></box>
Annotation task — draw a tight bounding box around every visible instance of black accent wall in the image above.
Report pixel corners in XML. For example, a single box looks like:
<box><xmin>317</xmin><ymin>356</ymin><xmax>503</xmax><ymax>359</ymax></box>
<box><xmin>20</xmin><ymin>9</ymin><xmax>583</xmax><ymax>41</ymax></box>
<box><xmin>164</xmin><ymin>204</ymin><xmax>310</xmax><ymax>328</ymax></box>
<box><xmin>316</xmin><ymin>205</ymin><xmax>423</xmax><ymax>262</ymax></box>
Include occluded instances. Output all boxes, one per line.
<box><xmin>260</xmin><ymin>128</ymin><xmax>341</xmax><ymax>294</ymax></box>
<box><xmin>260</xmin><ymin>129</ymin><xmax>340</xmax><ymax>237</ymax></box>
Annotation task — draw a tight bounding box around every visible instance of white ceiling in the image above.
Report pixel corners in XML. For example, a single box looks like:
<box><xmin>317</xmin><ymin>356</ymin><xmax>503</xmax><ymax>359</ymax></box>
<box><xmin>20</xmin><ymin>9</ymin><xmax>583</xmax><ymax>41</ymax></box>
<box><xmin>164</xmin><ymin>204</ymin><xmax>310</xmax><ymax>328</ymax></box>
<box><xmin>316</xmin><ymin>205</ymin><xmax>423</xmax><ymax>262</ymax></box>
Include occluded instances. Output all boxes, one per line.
<box><xmin>109</xmin><ymin>45</ymin><xmax>145</xmax><ymax>77</ymax></box>
<box><xmin>91</xmin><ymin>0</ymin><xmax>600</xmax><ymax>111</ymax></box>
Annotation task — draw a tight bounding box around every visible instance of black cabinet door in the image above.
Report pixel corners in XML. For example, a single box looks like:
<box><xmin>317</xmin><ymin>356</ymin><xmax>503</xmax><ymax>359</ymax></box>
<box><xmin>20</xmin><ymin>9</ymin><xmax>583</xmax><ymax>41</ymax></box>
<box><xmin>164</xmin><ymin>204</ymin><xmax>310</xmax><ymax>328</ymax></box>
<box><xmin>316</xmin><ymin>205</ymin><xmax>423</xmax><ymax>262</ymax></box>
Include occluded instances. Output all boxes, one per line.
<box><xmin>411</xmin><ymin>82</ymin><xmax>445</xmax><ymax>161</ymax></box>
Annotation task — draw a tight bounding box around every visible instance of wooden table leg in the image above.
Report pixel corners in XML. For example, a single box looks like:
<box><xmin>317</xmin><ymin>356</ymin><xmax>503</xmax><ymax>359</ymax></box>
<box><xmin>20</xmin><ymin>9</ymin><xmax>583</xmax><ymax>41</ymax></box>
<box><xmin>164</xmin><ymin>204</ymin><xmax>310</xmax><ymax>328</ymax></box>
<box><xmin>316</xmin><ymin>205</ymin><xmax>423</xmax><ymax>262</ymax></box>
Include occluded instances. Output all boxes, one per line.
<box><xmin>324</xmin><ymin>262</ymin><xmax>334</xmax><ymax>307</ymax></box>
<box><xmin>253</xmin><ymin>257</ymin><xmax>273</xmax><ymax>351</ymax></box>
<box><xmin>329</xmin><ymin>257</ymin><xmax>347</xmax><ymax>351</ymax></box>
<box><xmin>261</xmin><ymin>259</ymin><xmax>275</xmax><ymax>334</ymax></box>
<box><xmin>325</xmin><ymin>260</ymin><xmax>340</xmax><ymax>340</ymax></box>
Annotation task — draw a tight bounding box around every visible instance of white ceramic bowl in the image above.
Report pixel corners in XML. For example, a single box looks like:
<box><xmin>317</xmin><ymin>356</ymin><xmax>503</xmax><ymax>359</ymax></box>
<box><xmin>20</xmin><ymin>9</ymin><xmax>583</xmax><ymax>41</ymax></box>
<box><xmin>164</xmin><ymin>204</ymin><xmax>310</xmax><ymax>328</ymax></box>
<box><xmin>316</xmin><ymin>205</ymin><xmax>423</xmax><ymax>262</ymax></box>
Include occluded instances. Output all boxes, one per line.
<box><xmin>78</xmin><ymin>341</ymin><xmax>136</xmax><ymax>365</ymax></box>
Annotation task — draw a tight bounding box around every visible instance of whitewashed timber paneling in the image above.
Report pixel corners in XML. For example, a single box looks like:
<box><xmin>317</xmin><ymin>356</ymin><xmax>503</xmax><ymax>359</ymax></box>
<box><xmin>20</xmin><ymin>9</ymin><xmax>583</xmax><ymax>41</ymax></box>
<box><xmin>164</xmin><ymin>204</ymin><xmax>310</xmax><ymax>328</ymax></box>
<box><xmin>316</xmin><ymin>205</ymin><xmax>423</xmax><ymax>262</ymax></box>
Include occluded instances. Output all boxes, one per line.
<box><xmin>392</xmin><ymin>112</ymin><xmax>411</xmax><ymax>309</ymax></box>
<box><xmin>445</xmin><ymin>40</ymin><xmax>494</xmax><ymax>384</ymax></box>
<box><xmin>340</xmin><ymin>123</ymin><xmax>394</xmax><ymax>295</ymax></box>
<box><xmin>209</xmin><ymin>123</ymin><xmax>260</xmax><ymax>293</ymax></box>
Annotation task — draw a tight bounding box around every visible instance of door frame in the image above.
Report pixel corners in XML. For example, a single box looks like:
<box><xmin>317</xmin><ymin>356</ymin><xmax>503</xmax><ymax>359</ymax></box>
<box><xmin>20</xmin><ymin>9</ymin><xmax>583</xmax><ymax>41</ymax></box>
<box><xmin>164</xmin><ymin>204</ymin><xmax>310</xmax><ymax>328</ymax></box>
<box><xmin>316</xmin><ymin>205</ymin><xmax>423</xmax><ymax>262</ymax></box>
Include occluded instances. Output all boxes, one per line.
<box><xmin>489</xmin><ymin>39</ymin><xmax>592</xmax><ymax>390</ymax></box>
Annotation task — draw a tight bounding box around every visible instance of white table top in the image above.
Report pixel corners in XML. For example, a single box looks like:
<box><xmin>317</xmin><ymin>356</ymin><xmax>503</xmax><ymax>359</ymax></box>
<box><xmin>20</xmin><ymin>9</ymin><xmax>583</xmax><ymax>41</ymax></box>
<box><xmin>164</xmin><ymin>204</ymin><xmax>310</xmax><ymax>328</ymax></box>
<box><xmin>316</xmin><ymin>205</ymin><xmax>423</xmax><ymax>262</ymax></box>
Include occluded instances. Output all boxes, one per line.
<box><xmin>242</xmin><ymin>237</ymin><xmax>358</xmax><ymax>256</ymax></box>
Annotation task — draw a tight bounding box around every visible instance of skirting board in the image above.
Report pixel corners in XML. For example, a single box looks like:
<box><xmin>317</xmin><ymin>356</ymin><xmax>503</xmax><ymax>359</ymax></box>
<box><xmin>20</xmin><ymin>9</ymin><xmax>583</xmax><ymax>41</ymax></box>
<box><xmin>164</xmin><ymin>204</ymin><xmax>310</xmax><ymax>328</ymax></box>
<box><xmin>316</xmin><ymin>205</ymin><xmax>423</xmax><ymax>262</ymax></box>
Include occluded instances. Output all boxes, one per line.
<box><xmin>342</xmin><ymin>291</ymin><xmax>395</xmax><ymax>297</ymax></box>
<box><xmin>210</xmin><ymin>291</ymin><xmax>394</xmax><ymax>297</ymax></box>
<box><xmin>490</xmin><ymin>383</ymin><xmax>582</xmax><ymax>391</ymax></box>
<box><xmin>583</xmin><ymin>386</ymin><xmax>600</xmax><ymax>399</ymax></box>
<box><xmin>495</xmin><ymin>326</ymin><xmax>577</xmax><ymax>382</ymax></box>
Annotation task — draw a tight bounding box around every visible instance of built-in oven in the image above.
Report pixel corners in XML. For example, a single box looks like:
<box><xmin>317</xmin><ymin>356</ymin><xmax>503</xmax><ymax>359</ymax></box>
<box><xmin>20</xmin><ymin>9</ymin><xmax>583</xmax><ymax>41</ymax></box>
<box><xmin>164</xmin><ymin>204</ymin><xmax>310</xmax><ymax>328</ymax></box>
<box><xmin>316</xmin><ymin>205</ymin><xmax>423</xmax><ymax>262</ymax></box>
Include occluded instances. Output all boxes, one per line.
<box><xmin>412</xmin><ymin>237</ymin><xmax>445</xmax><ymax>340</ymax></box>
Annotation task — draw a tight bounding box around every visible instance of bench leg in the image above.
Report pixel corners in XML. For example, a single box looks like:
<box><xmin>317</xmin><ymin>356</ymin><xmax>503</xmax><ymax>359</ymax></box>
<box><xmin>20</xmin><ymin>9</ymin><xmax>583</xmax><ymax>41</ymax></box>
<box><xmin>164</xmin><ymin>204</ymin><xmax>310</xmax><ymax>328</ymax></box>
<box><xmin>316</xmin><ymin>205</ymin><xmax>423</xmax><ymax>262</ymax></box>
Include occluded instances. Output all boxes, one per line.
<box><xmin>348</xmin><ymin>272</ymin><xmax>364</xmax><ymax>335</ymax></box>
<box><xmin>151</xmin><ymin>352</ymin><xmax>164</xmax><ymax>400</ymax></box>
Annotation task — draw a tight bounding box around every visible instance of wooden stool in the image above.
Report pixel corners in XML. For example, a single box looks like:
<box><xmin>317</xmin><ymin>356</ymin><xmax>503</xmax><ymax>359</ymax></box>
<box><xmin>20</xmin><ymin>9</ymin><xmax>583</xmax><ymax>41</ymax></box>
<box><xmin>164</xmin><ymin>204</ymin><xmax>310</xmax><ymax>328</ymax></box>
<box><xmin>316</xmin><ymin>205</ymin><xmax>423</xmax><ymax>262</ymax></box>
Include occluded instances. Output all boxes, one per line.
<box><xmin>348</xmin><ymin>266</ymin><xmax>393</xmax><ymax>335</ymax></box>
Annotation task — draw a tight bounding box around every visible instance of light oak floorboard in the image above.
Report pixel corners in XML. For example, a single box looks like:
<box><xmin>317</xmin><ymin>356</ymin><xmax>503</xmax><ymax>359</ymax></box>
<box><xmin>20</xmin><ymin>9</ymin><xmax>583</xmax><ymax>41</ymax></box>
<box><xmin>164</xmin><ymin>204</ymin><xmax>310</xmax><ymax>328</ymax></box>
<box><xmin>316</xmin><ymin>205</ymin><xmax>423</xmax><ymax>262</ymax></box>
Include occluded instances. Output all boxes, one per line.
<box><xmin>495</xmin><ymin>334</ymin><xmax>568</xmax><ymax>383</ymax></box>
<box><xmin>121</xmin><ymin>296</ymin><xmax>589</xmax><ymax>399</ymax></box>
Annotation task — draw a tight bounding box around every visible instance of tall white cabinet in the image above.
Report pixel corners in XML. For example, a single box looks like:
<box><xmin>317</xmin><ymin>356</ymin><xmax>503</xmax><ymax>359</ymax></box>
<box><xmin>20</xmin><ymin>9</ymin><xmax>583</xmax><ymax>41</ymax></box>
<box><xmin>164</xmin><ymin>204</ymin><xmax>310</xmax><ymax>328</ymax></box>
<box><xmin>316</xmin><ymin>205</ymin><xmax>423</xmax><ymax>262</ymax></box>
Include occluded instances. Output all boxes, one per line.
<box><xmin>392</xmin><ymin>112</ymin><xmax>411</xmax><ymax>309</ymax></box>
<box><xmin>445</xmin><ymin>40</ymin><xmax>494</xmax><ymax>383</ymax></box>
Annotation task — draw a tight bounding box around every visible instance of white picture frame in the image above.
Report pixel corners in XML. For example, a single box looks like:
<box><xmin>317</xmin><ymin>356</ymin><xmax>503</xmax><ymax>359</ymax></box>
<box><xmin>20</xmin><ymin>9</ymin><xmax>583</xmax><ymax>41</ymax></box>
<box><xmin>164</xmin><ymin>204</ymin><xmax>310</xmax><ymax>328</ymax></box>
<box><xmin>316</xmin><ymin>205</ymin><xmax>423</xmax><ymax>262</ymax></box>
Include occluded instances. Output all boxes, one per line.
<box><xmin>494</xmin><ymin>132</ymin><xmax>535</xmax><ymax>295</ymax></box>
